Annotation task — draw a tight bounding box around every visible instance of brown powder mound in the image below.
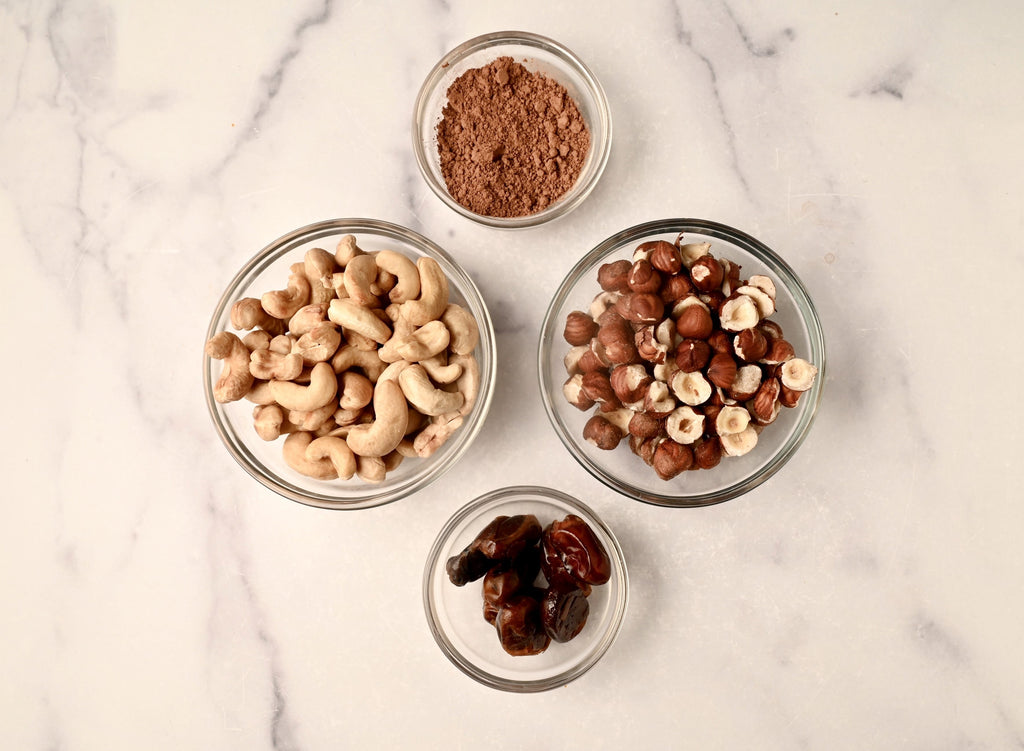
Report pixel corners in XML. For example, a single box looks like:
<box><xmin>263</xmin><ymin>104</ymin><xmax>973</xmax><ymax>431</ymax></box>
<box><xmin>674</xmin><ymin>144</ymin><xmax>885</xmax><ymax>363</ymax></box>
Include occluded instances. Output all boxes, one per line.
<box><xmin>436</xmin><ymin>56</ymin><xmax>591</xmax><ymax>218</ymax></box>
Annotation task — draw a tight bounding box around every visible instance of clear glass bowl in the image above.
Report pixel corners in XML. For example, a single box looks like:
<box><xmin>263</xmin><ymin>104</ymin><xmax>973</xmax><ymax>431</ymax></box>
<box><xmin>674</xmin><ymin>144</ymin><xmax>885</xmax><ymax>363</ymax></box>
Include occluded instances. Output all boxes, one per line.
<box><xmin>202</xmin><ymin>218</ymin><xmax>496</xmax><ymax>510</ymax></box>
<box><xmin>422</xmin><ymin>486</ymin><xmax>629</xmax><ymax>692</ymax></box>
<box><xmin>412</xmin><ymin>30</ymin><xmax>612</xmax><ymax>229</ymax></box>
<box><xmin>538</xmin><ymin>219</ymin><xmax>826</xmax><ymax>508</ymax></box>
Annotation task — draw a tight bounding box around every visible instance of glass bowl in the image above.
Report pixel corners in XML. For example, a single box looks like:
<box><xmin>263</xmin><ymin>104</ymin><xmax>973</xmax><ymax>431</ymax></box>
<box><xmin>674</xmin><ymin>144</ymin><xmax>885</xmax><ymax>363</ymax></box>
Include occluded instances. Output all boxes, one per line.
<box><xmin>538</xmin><ymin>219</ymin><xmax>826</xmax><ymax>508</ymax></box>
<box><xmin>423</xmin><ymin>485</ymin><xmax>628</xmax><ymax>692</ymax></box>
<box><xmin>202</xmin><ymin>218</ymin><xmax>496</xmax><ymax>510</ymax></box>
<box><xmin>412</xmin><ymin>30</ymin><xmax>612</xmax><ymax>229</ymax></box>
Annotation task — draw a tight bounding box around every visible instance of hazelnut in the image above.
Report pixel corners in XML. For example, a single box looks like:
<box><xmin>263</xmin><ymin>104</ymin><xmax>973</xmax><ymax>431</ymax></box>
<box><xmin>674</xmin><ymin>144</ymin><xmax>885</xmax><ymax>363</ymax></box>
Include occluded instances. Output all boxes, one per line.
<box><xmin>720</xmin><ymin>424</ymin><xmax>758</xmax><ymax>457</ymax></box>
<box><xmin>659</xmin><ymin>274</ymin><xmax>693</xmax><ymax>303</ymax></box>
<box><xmin>693</xmin><ymin>438</ymin><xmax>723</xmax><ymax>469</ymax></box>
<box><xmin>707</xmin><ymin>330</ymin><xmax>732</xmax><ymax>355</ymax></box>
<box><xmin>589</xmin><ymin>290</ymin><xmax>622</xmax><ymax>319</ymax></box>
<box><xmin>699</xmin><ymin>290</ymin><xmax>726</xmax><ymax>314</ymax></box>
<box><xmin>635</xmin><ymin>326</ymin><xmax>669</xmax><ymax>364</ymax></box>
<box><xmin>652</xmin><ymin>440</ymin><xmax>694</xmax><ymax>480</ymax></box>
<box><xmin>735</xmin><ymin>284</ymin><xmax>776</xmax><ymax>318</ymax></box>
<box><xmin>758</xmin><ymin>320</ymin><xmax>784</xmax><ymax>342</ymax></box>
<box><xmin>563</xmin><ymin>310</ymin><xmax>598</xmax><ymax>346</ymax></box>
<box><xmin>674</xmin><ymin>300</ymin><xmax>714</xmax><ymax>339</ymax></box>
<box><xmin>582</xmin><ymin>415</ymin><xmax>624</xmax><ymax>450</ymax></box>
<box><xmin>721</xmin><ymin>258</ymin><xmax>742</xmax><ymax>296</ymax></box>
<box><xmin>729</xmin><ymin>364</ymin><xmax>763</xmax><ymax>401</ymax></box>
<box><xmin>564</xmin><ymin>344</ymin><xmax>589</xmax><ymax>375</ymax></box>
<box><xmin>577</xmin><ymin>346</ymin><xmax>608</xmax><ymax>374</ymax></box>
<box><xmin>609</xmin><ymin>363</ymin><xmax>652</xmax><ymax>404</ymax></box>
<box><xmin>597</xmin><ymin>312</ymin><xmax>640</xmax><ymax>365</ymax></box>
<box><xmin>615</xmin><ymin>292</ymin><xmax>664</xmax><ymax>324</ymax></box>
<box><xmin>675</xmin><ymin>339</ymin><xmax>711</xmax><ymax>373</ymax></box>
<box><xmin>734</xmin><ymin>327</ymin><xmax>768</xmax><ymax>363</ymax></box>
<box><xmin>747</xmin><ymin>274</ymin><xmax>777</xmax><ymax>301</ymax></box>
<box><xmin>665</xmin><ymin>406</ymin><xmax>704</xmax><ymax>445</ymax></box>
<box><xmin>762</xmin><ymin>337</ymin><xmax>796</xmax><ymax>365</ymax></box>
<box><xmin>597</xmin><ymin>260</ymin><xmax>632</xmax><ymax>292</ymax></box>
<box><xmin>690</xmin><ymin>255</ymin><xmax>725</xmax><ymax>293</ymax></box>
<box><xmin>716</xmin><ymin>405</ymin><xmax>751</xmax><ymax>436</ymax></box>
<box><xmin>780</xmin><ymin>358</ymin><xmax>818</xmax><ymax>392</ymax></box>
<box><xmin>629</xmin><ymin>433</ymin><xmax>663</xmax><ymax>466</ymax></box>
<box><xmin>563</xmin><ymin>374</ymin><xmax>596</xmax><ymax>411</ymax></box>
<box><xmin>669</xmin><ymin>370</ymin><xmax>713</xmax><ymax>406</ymax></box>
<box><xmin>779</xmin><ymin>381</ymin><xmax>803</xmax><ymax>408</ymax></box>
<box><xmin>748</xmin><ymin>377</ymin><xmax>781</xmax><ymax>424</ymax></box>
<box><xmin>628</xmin><ymin>259</ymin><xmax>661</xmax><ymax>294</ymax></box>
<box><xmin>628</xmin><ymin>410</ymin><xmax>665</xmax><ymax>438</ymax></box>
<box><xmin>643</xmin><ymin>380</ymin><xmax>677</xmax><ymax>418</ymax></box>
<box><xmin>678</xmin><ymin>241</ymin><xmax>711</xmax><ymax>268</ymax></box>
<box><xmin>719</xmin><ymin>294</ymin><xmax>761</xmax><ymax>332</ymax></box>
<box><xmin>706</xmin><ymin>353</ymin><xmax>738</xmax><ymax>389</ymax></box>
<box><xmin>645</xmin><ymin>241</ymin><xmax>683</xmax><ymax>274</ymax></box>
<box><xmin>581</xmin><ymin>371</ymin><xmax>622</xmax><ymax>412</ymax></box>
<box><xmin>701</xmin><ymin>404</ymin><xmax>722</xmax><ymax>436</ymax></box>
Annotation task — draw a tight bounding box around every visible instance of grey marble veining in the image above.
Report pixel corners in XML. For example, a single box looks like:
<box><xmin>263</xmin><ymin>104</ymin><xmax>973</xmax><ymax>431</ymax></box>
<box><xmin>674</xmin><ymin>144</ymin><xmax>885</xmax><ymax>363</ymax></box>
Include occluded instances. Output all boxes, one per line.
<box><xmin>2</xmin><ymin>0</ymin><xmax>1023</xmax><ymax>748</ymax></box>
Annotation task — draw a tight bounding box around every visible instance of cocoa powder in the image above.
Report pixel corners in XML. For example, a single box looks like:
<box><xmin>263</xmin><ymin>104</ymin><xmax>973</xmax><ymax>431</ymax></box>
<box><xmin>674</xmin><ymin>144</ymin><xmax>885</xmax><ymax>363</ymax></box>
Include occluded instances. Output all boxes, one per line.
<box><xmin>436</xmin><ymin>56</ymin><xmax>591</xmax><ymax>218</ymax></box>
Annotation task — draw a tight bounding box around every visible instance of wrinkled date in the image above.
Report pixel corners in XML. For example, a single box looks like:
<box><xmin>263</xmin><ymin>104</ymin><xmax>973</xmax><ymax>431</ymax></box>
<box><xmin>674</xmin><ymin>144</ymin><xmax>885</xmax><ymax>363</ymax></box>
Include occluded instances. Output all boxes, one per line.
<box><xmin>445</xmin><ymin>511</ymin><xmax>612</xmax><ymax>656</ymax></box>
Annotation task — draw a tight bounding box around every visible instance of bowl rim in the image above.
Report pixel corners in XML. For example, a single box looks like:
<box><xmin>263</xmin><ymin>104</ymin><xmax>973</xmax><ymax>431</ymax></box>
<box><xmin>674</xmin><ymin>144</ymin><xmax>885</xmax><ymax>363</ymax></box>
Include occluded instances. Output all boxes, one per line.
<box><xmin>422</xmin><ymin>484</ymin><xmax>629</xmax><ymax>692</ymax></box>
<box><xmin>537</xmin><ymin>218</ymin><xmax>827</xmax><ymax>508</ymax></box>
<box><xmin>411</xmin><ymin>29</ymin><xmax>613</xmax><ymax>230</ymax></box>
<box><xmin>202</xmin><ymin>217</ymin><xmax>496</xmax><ymax>510</ymax></box>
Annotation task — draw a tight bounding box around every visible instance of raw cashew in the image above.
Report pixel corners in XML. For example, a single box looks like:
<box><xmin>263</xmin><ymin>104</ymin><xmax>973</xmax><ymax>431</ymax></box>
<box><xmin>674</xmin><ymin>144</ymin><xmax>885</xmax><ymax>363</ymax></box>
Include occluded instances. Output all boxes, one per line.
<box><xmin>338</xmin><ymin>371</ymin><xmax>374</xmax><ymax>411</ymax></box>
<box><xmin>250</xmin><ymin>349</ymin><xmax>303</xmax><ymax>381</ymax></box>
<box><xmin>304</xmin><ymin>248</ymin><xmax>337</xmax><ymax>305</ymax></box>
<box><xmin>401</xmin><ymin>257</ymin><xmax>449</xmax><ymax>326</ymax></box>
<box><xmin>282</xmin><ymin>431</ymin><xmax>338</xmax><ymax>480</ymax></box>
<box><xmin>206</xmin><ymin>331</ymin><xmax>255</xmax><ymax>403</ymax></box>
<box><xmin>449</xmin><ymin>352</ymin><xmax>480</xmax><ymax>417</ymax></box>
<box><xmin>420</xmin><ymin>353</ymin><xmax>462</xmax><ymax>384</ymax></box>
<box><xmin>343</xmin><ymin>328</ymin><xmax>380</xmax><ymax>352</ymax></box>
<box><xmin>378</xmin><ymin>319</ymin><xmax>450</xmax><ymax>363</ymax></box>
<box><xmin>331</xmin><ymin>344</ymin><xmax>387</xmax><ymax>382</ymax></box>
<box><xmin>230</xmin><ymin>298</ymin><xmax>286</xmax><ymax>335</ymax></box>
<box><xmin>398</xmin><ymin>364</ymin><xmax>464</xmax><ymax>416</ymax></box>
<box><xmin>355</xmin><ymin>455</ymin><xmax>386</xmax><ymax>483</ymax></box>
<box><xmin>441</xmin><ymin>303</ymin><xmax>479</xmax><ymax>355</ymax></box>
<box><xmin>346</xmin><ymin>380</ymin><xmax>409</xmax><ymax>457</ymax></box>
<box><xmin>262</xmin><ymin>267</ymin><xmax>311</xmax><ymax>319</ymax></box>
<box><xmin>288</xmin><ymin>401</ymin><xmax>337</xmax><ymax>432</ymax></box>
<box><xmin>269</xmin><ymin>362</ymin><xmax>338</xmax><ymax>412</ymax></box>
<box><xmin>295</xmin><ymin>322</ymin><xmax>341</xmax><ymax>364</ymax></box>
<box><xmin>413</xmin><ymin>414</ymin><xmax>464</xmax><ymax>458</ymax></box>
<box><xmin>342</xmin><ymin>253</ymin><xmax>380</xmax><ymax>307</ymax></box>
<box><xmin>289</xmin><ymin>303</ymin><xmax>329</xmax><ymax>336</ymax></box>
<box><xmin>335</xmin><ymin>234</ymin><xmax>365</xmax><ymax>267</ymax></box>
<box><xmin>306</xmin><ymin>436</ymin><xmax>356</xmax><ymax>480</ymax></box>
<box><xmin>375</xmin><ymin>249</ymin><xmax>421</xmax><ymax>303</ymax></box>
<box><xmin>371</xmin><ymin>268</ymin><xmax>396</xmax><ymax>297</ymax></box>
<box><xmin>253</xmin><ymin>404</ymin><xmax>297</xmax><ymax>441</ymax></box>
<box><xmin>244</xmin><ymin>380</ymin><xmax>276</xmax><ymax>405</ymax></box>
<box><xmin>242</xmin><ymin>329</ymin><xmax>272</xmax><ymax>351</ymax></box>
<box><xmin>327</xmin><ymin>299</ymin><xmax>392</xmax><ymax>344</ymax></box>
<box><xmin>376</xmin><ymin>360</ymin><xmax>412</xmax><ymax>385</ymax></box>
<box><xmin>269</xmin><ymin>334</ymin><xmax>295</xmax><ymax>354</ymax></box>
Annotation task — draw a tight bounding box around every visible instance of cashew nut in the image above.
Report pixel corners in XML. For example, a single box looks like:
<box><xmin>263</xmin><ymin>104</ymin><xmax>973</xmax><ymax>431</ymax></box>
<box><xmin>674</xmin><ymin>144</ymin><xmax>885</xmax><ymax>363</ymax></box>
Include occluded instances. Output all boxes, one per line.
<box><xmin>335</xmin><ymin>234</ymin><xmax>365</xmax><ymax>267</ymax></box>
<box><xmin>331</xmin><ymin>344</ymin><xmax>387</xmax><ymax>382</ymax></box>
<box><xmin>398</xmin><ymin>364</ymin><xmax>464</xmax><ymax>416</ymax></box>
<box><xmin>420</xmin><ymin>353</ymin><xmax>462</xmax><ymax>384</ymax></box>
<box><xmin>449</xmin><ymin>352</ymin><xmax>480</xmax><ymax>417</ymax></box>
<box><xmin>306</xmin><ymin>436</ymin><xmax>356</xmax><ymax>480</ymax></box>
<box><xmin>206</xmin><ymin>331</ymin><xmax>255</xmax><ymax>403</ymax></box>
<box><xmin>295</xmin><ymin>321</ymin><xmax>341</xmax><ymax>364</ymax></box>
<box><xmin>375</xmin><ymin>249</ymin><xmax>421</xmax><ymax>303</ymax></box>
<box><xmin>253</xmin><ymin>404</ymin><xmax>298</xmax><ymax>441</ymax></box>
<box><xmin>378</xmin><ymin>319</ymin><xmax>451</xmax><ymax>363</ymax></box>
<box><xmin>441</xmin><ymin>303</ymin><xmax>479</xmax><ymax>355</ymax></box>
<box><xmin>288</xmin><ymin>401</ymin><xmax>337</xmax><ymax>432</ymax></box>
<box><xmin>345</xmin><ymin>379</ymin><xmax>409</xmax><ymax>457</ymax></box>
<box><xmin>343</xmin><ymin>328</ymin><xmax>380</xmax><ymax>352</ymax></box>
<box><xmin>289</xmin><ymin>303</ymin><xmax>329</xmax><ymax>336</ymax></box>
<box><xmin>327</xmin><ymin>299</ymin><xmax>393</xmax><ymax>344</ymax></box>
<box><xmin>262</xmin><ymin>266</ymin><xmax>311</xmax><ymax>319</ymax></box>
<box><xmin>401</xmin><ymin>257</ymin><xmax>449</xmax><ymax>326</ymax></box>
<box><xmin>269</xmin><ymin>361</ymin><xmax>338</xmax><ymax>412</ymax></box>
<box><xmin>249</xmin><ymin>348</ymin><xmax>303</xmax><ymax>381</ymax></box>
<box><xmin>244</xmin><ymin>380</ymin><xmax>276</xmax><ymax>405</ymax></box>
<box><xmin>355</xmin><ymin>455</ymin><xmax>386</xmax><ymax>483</ymax></box>
<box><xmin>342</xmin><ymin>253</ymin><xmax>381</xmax><ymax>307</ymax></box>
<box><xmin>338</xmin><ymin>371</ymin><xmax>374</xmax><ymax>411</ymax></box>
<box><xmin>304</xmin><ymin>248</ymin><xmax>337</xmax><ymax>305</ymax></box>
<box><xmin>242</xmin><ymin>329</ymin><xmax>273</xmax><ymax>351</ymax></box>
<box><xmin>230</xmin><ymin>298</ymin><xmax>286</xmax><ymax>335</ymax></box>
<box><xmin>282</xmin><ymin>431</ymin><xmax>338</xmax><ymax>480</ymax></box>
<box><xmin>412</xmin><ymin>414</ymin><xmax>464</xmax><ymax>458</ymax></box>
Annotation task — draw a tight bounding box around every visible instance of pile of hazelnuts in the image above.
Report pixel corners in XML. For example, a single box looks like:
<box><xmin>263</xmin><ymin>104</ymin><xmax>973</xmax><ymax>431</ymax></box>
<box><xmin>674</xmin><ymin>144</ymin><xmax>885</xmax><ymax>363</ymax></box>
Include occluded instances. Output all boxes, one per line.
<box><xmin>446</xmin><ymin>513</ymin><xmax>612</xmax><ymax>656</ymax></box>
<box><xmin>561</xmin><ymin>235</ymin><xmax>818</xmax><ymax>480</ymax></box>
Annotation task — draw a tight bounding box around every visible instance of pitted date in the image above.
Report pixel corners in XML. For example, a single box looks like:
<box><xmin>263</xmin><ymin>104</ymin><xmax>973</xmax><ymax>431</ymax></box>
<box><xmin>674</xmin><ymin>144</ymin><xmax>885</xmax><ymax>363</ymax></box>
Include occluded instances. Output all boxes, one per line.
<box><xmin>542</xmin><ymin>514</ymin><xmax>612</xmax><ymax>586</ymax></box>
<box><xmin>495</xmin><ymin>594</ymin><xmax>550</xmax><ymax>656</ymax></box>
<box><xmin>540</xmin><ymin>579</ymin><xmax>590</xmax><ymax>643</ymax></box>
<box><xmin>472</xmin><ymin>514</ymin><xmax>542</xmax><ymax>560</ymax></box>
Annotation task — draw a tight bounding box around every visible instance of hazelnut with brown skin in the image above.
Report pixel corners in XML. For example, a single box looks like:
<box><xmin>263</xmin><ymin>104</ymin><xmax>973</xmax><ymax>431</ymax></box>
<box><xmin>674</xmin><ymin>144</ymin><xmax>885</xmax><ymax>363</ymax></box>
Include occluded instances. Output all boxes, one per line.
<box><xmin>609</xmin><ymin>363</ymin><xmax>652</xmax><ymax>404</ymax></box>
<box><xmin>728</xmin><ymin>364</ymin><xmax>763</xmax><ymax>401</ymax></box>
<box><xmin>628</xmin><ymin>410</ymin><xmax>665</xmax><ymax>438</ymax></box>
<box><xmin>644</xmin><ymin>241</ymin><xmax>683</xmax><ymax>274</ymax></box>
<box><xmin>582</xmin><ymin>414</ymin><xmax>624</xmax><ymax>450</ymax></box>
<box><xmin>674</xmin><ymin>301</ymin><xmax>714</xmax><ymax>339</ymax></box>
<box><xmin>635</xmin><ymin>326</ymin><xmax>669</xmax><ymax>364</ymax></box>
<box><xmin>652</xmin><ymin>440</ymin><xmax>694</xmax><ymax>480</ymax></box>
<box><xmin>690</xmin><ymin>255</ymin><xmax>725</xmax><ymax>293</ymax></box>
<box><xmin>597</xmin><ymin>260</ymin><xmax>632</xmax><ymax>292</ymax></box>
<box><xmin>628</xmin><ymin>259</ymin><xmax>661</xmax><ymax>294</ymax></box>
<box><xmin>779</xmin><ymin>381</ymin><xmax>803</xmax><ymax>408</ymax></box>
<box><xmin>734</xmin><ymin>327</ymin><xmax>768</xmax><ymax>363</ymax></box>
<box><xmin>693</xmin><ymin>437</ymin><xmax>723</xmax><ymax>469</ymax></box>
<box><xmin>659</xmin><ymin>274</ymin><xmax>693</xmax><ymax>304</ymax></box>
<box><xmin>706</xmin><ymin>353</ymin><xmax>738</xmax><ymax>390</ymax></box>
<box><xmin>707</xmin><ymin>329</ymin><xmax>732</xmax><ymax>355</ymax></box>
<box><xmin>563</xmin><ymin>310</ymin><xmax>598</xmax><ymax>346</ymax></box>
<box><xmin>580</xmin><ymin>371</ymin><xmax>622</xmax><ymax>412</ymax></box>
<box><xmin>615</xmin><ymin>292</ymin><xmax>664</xmax><ymax>325</ymax></box>
<box><xmin>675</xmin><ymin>339</ymin><xmax>711</xmax><ymax>373</ymax></box>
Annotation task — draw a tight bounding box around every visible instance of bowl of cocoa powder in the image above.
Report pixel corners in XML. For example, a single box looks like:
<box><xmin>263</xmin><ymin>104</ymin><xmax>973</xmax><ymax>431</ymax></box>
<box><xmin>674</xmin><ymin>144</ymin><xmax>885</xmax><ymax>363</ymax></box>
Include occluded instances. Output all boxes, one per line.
<box><xmin>413</xmin><ymin>31</ymin><xmax>612</xmax><ymax>229</ymax></box>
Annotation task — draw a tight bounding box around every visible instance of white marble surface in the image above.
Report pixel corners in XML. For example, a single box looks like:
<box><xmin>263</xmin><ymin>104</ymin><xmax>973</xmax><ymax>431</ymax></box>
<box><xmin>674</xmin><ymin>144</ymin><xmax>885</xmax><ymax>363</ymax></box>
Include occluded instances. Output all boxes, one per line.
<box><xmin>3</xmin><ymin>0</ymin><xmax>1023</xmax><ymax>747</ymax></box>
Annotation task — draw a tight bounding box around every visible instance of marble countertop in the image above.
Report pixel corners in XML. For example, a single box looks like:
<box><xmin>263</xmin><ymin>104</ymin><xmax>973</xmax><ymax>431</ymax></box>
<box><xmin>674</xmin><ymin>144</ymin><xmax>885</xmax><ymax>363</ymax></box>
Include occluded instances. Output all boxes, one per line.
<box><xmin>3</xmin><ymin>0</ymin><xmax>1023</xmax><ymax>748</ymax></box>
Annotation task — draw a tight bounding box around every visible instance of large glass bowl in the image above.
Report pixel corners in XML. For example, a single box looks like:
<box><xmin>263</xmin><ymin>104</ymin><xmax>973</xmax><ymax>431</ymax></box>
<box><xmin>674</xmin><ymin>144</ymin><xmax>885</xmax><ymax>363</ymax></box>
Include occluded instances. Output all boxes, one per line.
<box><xmin>423</xmin><ymin>486</ymin><xmax>628</xmax><ymax>692</ymax></box>
<box><xmin>412</xmin><ymin>30</ymin><xmax>612</xmax><ymax>229</ymax></box>
<box><xmin>202</xmin><ymin>218</ymin><xmax>496</xmax><ymax>510</ymax></box>
<box><xmin>538</xmin><ymin>219</ymin><xmax>826</xmax><ymax>507</ymax></box>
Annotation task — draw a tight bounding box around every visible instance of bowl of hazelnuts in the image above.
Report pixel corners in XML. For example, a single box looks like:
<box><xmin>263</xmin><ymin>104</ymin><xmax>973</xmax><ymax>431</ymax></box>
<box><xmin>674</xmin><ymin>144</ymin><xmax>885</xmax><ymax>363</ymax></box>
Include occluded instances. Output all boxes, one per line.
<box><xmin>538</xmin><ymin>219</ymin><xmax>825</xmax><ymax>507</ymax></box>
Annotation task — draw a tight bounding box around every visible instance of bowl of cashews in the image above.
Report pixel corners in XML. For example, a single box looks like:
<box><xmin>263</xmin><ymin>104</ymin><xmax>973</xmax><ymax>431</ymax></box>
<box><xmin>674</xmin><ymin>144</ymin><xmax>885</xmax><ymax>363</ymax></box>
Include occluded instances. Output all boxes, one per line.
<box><xmin>203</xmin><ymin>218</ymin><xmax>496</xmax><ymax>510</ymax></box>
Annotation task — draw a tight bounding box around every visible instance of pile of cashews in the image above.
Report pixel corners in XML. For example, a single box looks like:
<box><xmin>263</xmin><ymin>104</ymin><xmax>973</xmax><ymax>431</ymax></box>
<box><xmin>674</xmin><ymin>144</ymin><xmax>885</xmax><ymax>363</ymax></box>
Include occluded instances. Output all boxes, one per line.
<box><xmin>205</xmin><ymin>234</ymin><xmax>481</xmax><ymax>484</ymax></box>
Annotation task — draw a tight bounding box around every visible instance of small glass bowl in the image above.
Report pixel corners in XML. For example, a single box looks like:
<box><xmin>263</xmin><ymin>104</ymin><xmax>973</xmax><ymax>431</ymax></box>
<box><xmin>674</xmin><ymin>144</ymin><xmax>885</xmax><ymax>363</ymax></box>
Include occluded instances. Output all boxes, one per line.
<box><xmin>412</xmin><ymin>30</ymin><xmax>612</xmax><ymax>229</ymax></box>
<box><xmin>423</xmin><ymin>486</ymin><xmax>628</xmax><ymax>692</ymax></box>
<box><xmin>202</xmin><ymin>218</ymin><xmax>496</xmax><ymax>510</ymax></box>
<box><xmin>538</xmin><ymin>219</ymin><xmax>826</xmax><ymax>508</ymax></box>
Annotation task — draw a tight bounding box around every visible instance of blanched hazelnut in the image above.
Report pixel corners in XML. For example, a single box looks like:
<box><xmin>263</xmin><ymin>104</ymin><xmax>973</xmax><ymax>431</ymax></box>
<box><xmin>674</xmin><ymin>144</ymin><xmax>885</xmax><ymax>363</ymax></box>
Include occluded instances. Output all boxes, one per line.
<box><xmin>780</xmin><ymin>358</ymin><xmax>818</xmax><ymax>392</ymax></box>
<box><xmin>644</xmin><ymin>380</ymin><xmax>677</xmax><ymax>418</ymax></box>
<box><xmin>719</xmin><ymin>294</ymin><xmax>760</xmax><ymax>332</ymax></box>
<box><xmin>669</xmin><ymin>370</ymin><xmax>713</xmax><ymax>406</ymax></box>
<box><xmin>665</xmin><ymin>406</ymin><xmax>704</xmax><ymax>445</ymax></box>
<box><xmin>716</xmin><ymin>405</ymin><xmax>751</xmax><ymax>436</ymax></box>
<box><xmin>721</xmin><ymin>424</ymin><xmax>758</xmax><ymax>457</ymax></box>
<box><xmin>728</xmin><ymin>364</ymin><xmax>763</xmax><ymax>401</ymax></box>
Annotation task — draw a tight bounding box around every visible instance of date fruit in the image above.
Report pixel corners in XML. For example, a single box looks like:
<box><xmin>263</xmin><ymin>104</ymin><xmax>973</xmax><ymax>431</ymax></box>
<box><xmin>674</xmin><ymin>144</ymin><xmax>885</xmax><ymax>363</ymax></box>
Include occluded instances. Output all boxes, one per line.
<box><xmin>495</xmin><ymin>594</ymin><xmax>551</xmax><ymax>656</ymax></box>
<box><xmin>540</xmin><ymin>579</ymin><xmax>590</xmax><ymax>643</ymax></box>
<box><xmin>543</xmin><ymin>514</ymin><xmax>612</xmax><ymax>586</ymax></box>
